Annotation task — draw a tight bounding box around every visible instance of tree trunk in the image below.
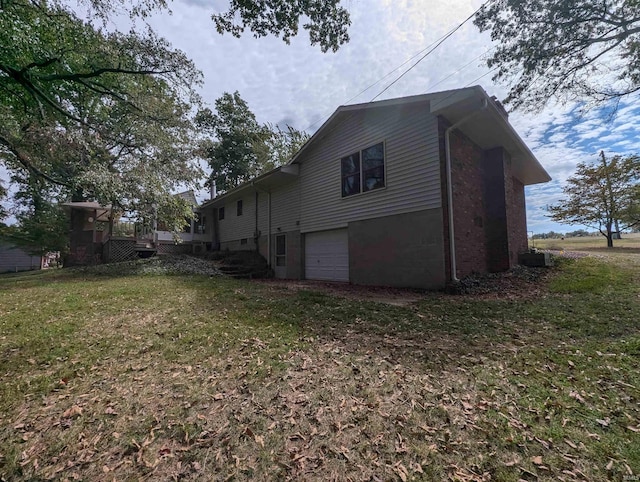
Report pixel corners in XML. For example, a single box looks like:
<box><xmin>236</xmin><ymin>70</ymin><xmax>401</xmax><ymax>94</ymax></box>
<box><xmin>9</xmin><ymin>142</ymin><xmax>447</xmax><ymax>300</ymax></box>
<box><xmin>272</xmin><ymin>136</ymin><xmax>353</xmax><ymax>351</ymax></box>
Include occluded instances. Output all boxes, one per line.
<box><xmin>606</xmin><ymin>231</ymin><xmax>614</xmax><ymax>247</ymax></box>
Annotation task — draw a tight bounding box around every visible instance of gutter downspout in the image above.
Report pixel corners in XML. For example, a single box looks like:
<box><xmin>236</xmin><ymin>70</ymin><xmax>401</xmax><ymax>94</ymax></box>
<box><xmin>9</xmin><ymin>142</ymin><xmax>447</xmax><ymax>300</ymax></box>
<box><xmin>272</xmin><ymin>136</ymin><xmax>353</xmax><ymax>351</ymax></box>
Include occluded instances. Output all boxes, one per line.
<box><xmin>252</xmin><ymin>182</ymin><xmax>272</xmax><ymax>268</ymax></box>
<box><xmin>444</xmin><ymin>98</ymin><xmax>488</xmax><ymax>282</ymax></box>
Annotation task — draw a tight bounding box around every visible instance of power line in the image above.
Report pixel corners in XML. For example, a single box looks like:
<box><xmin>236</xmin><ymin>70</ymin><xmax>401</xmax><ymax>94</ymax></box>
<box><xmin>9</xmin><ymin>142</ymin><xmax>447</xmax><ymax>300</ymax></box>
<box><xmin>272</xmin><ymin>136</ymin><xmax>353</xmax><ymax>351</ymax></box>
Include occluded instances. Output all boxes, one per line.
<box><xmin>370</xmin><ymin>1</ymin><xmax>491</xmax><ymax>102</ymax></box>
<box><xmin>303</xmin><ymin>28</ymin><xmax>466</xmax><ymax>133</ymax></box>
<box><xmin>303</xmin><ymin>0</ymin><xmax>495</xmax><ymax>133</ymax></box>
<box><xmin>423</xmin><ymin>46</ymin><xmax>495</xmax><ymax>93</ymax></box>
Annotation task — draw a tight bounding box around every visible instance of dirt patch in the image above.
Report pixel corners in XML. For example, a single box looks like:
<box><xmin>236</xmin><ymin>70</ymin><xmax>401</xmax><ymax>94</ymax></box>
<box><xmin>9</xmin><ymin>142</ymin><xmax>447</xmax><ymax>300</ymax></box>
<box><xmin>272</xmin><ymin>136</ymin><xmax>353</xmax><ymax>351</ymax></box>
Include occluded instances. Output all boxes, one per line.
<box><xmin>254</xmin><ymin>279</ymin><xmax>426</xmax><ymax>306</ymax></box>
<box><xmin>255</xmin><ymin>264</ymin><xmax>553</xmax><ymax>305</ymax></box>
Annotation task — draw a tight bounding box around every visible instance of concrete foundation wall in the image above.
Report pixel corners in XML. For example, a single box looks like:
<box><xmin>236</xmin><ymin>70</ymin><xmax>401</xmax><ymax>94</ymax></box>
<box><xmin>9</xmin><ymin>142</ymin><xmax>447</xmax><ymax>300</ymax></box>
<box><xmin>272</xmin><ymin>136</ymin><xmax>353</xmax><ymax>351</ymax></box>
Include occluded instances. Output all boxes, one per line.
<box><xmin>348</xmin><ymin>209</ymin><xmax>446</xmax><ymax>289</ymax></box>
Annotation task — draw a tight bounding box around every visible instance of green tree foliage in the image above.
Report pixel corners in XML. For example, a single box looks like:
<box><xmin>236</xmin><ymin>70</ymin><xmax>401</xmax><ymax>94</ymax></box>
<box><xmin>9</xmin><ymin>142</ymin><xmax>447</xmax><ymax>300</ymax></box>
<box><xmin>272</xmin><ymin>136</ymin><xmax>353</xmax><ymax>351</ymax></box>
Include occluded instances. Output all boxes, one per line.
<box><xmin>1</xmin><ymin>1</ymin><xmax>350</xmax><ymax>252</ymax></box>
<box><xmin>2</xmin><ymin>172</ymin><xmax>69</xmax><ymax>255</ymax></box>
<box><xmin>1</xmin><ymin>0</ymin><xmax>203</xmax><ymax>243</ymax></box>
<box><xmin>212</xmin><ymin>0</ymin><xmax>351</xmax><ymax>52</ymax></box>
<box><xmin>264</xmin><ymin>123</ymin><xmax>310</xmax><ymax>170</ymax></box>
<box><xmin>197</xmin><ymin>92</ymin><xmax>272</xmax><ymax>193</ymax></box>
<box><xmin>474</xmin><ymin>0</ymin><xmax>640</xmax><ymax>111</ymax></box>
<box><xmin>198</xmin><ymin>92</ymin><xmax>309</xmax><ymax>192</ymax></box>
<box><xmin>549</xmin><ymin>152</ymin><xmax>640</xmax><ymax>247</ymax></box>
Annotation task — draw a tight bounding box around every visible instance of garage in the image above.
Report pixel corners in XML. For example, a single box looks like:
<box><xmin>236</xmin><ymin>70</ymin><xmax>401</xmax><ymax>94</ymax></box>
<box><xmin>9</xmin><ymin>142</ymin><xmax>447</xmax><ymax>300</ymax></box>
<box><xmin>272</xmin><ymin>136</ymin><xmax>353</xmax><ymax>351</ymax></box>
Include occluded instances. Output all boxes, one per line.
<box><xmin>304</xmin><ymin>229</ymin><xmax>349</xmax><ymax>282</ymax></box>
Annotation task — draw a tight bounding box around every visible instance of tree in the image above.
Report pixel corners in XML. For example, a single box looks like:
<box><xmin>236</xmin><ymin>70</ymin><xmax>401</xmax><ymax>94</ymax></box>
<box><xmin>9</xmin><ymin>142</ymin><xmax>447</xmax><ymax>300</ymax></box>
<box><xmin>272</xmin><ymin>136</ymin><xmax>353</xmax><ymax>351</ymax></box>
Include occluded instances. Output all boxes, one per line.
<box><xmin>474</xmin><ymin>0</ymin><xmax>640</xmax><ymax>111</ymax></box>
<box><xmin>197</xmin><ymin>92</ymin><xmax>272</xmax><ymax>192</ymax></box>
<box><xmin>264</xmin><ymin>123</ymin><xmax>310</xmax><ymax>171</ymax></box>
<box><xmin>549</xmin><ymin>151</ymin><xmax>640</xmax><ymax>247</ymax></box>
<box><xmin>198</xmin><ymin>92</ymin><xmax>309</xmax><ymax>192</ymax></box>
<box><xmin>1</xmin><ymin>0</ymin><xmax>350</xmax><ymax>249</ymax></box>
<box><xmin>1</xmin><ymin>0</ymin><xmax>204</xmax><ymax>241</ymax></box>
<box><xmin>212</xmin><ymin>0</ymin><xmax>350</xmax><ymax>53</ymax></box>
<box><xmin>0</xmin><ymin>180</ymin><xmax>8</xmax><ymax>224</ymax></box>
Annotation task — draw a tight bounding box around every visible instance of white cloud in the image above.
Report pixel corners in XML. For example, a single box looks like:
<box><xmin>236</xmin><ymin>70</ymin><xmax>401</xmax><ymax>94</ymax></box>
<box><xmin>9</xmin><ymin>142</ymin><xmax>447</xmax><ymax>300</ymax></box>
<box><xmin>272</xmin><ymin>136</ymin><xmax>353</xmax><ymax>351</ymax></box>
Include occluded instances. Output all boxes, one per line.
<box><xmin>5</xmin><ymin>0</ymin><xmax>640</xmax><ymax>235</ymax></box>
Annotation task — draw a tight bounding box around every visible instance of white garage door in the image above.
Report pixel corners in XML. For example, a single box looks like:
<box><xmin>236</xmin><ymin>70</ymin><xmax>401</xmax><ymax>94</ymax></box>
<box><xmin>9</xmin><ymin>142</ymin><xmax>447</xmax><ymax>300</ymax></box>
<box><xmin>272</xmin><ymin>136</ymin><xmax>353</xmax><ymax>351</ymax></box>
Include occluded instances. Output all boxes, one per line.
<box><xmin>305</xmin><ymin>229</ymin><xmax>349</xmax><ymax>282</ymax></box>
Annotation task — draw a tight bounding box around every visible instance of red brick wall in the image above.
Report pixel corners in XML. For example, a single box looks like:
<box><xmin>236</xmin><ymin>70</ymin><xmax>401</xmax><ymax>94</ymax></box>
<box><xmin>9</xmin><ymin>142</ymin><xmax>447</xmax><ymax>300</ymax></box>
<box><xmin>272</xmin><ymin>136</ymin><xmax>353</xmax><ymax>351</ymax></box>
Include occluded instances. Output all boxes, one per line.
<box><xmin>505</xmin><ymin>166</ymin><xmax>528</xmax><ymax>266</ymax></box>
<box><xmin>439</xmin><ymin>119</ymin><xmax>489</xmax><ymax>279</ymax></box>
<box><xmin>439</xmin><ymin>118</ymin><xmax>530</xmax><ymax>280</ymax></box>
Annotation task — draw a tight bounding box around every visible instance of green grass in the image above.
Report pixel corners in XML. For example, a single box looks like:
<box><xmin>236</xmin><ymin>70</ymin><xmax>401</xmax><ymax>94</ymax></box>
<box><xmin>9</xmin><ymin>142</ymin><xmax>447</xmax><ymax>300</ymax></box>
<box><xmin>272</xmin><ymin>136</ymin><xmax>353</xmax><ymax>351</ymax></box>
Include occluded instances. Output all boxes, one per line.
<box><xmin>532</xmin><ymin>232</ymin><xmax>640</xmax><ymax>251</ymax></box>
<box><xmin>0</xmin><ymin>255</ymin><xmax>639</xmax><ymax>481</ymax></box>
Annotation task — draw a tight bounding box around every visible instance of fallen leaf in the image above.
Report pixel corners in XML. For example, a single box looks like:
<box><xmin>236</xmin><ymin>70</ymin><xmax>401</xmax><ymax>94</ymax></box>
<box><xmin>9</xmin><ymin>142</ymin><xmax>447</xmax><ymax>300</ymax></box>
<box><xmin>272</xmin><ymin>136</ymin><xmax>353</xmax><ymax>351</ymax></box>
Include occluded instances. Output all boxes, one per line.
<box><xmin>564</xmin><ymin>439</ymin><xmax>578</xmax><ymax>449</ymax></box>
<box><xmin>606</xmin><ymin>460</ymin><xmax>614</xmax><ymax>470</ymax></box>
<box><xmin>569</xmin><ymin>391</ymin><xmax>585</xmax><ymax>404</ymax></box>
<box><xmin>62</xmin><ymin>405</ymin><xmax>83</xmax><ymax>419</ymax></box>
<box><xmin>393</xmin><ymin>462</ymin><xmax>408</xmax><ymax>481</ymax></box>
<box><xmin>531</xmin><ymin>456</ymin><xmax>543</xmax><ymax>465</ymax></box>
<box><xmin>626</xmin><ymin>426</ymin><xmax>640</xmax><ymax>433</ymax></box>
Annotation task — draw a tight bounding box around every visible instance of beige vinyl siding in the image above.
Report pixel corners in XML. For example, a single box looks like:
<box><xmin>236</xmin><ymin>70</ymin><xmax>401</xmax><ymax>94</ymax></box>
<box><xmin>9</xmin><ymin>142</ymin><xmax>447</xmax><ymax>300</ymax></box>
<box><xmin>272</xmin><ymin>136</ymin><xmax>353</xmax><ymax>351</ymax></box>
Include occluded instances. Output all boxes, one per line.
<box><xmin>256</xmin><ymin>192</ymin><xmax>269</xmax><ymax>236</ymax></box>
<box><xmin>217</xmin><ymin>192</ymin><xmax>257</xmax><ymax>244</ymax></box>
<box><xmin>270</xmin><ymin>181</ymin><xmax>301</xmax><ymax>234</ymax></box>
<box><xmin>299</xmin><ymin>101</ymin><xmax>441</xmax><ymax>233</ymax></box>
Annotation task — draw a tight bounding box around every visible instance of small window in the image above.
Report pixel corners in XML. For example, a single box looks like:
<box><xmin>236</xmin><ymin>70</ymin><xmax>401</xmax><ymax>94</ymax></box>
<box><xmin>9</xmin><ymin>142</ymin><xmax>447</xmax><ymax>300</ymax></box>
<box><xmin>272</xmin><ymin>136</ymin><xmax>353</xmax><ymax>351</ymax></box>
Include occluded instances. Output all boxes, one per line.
<box><xmin>275</xmin><ymin>234</ymin><xmax>286</xmax><ymax>267</ymax></box>
<box><xmin>341</xmin><ymin>152</ymin><xmax>361</xmax><ymax>197</ymax></box>
<box><xmin>237</xmin><ymin>199</ymin><xmax>243</xmax><ymax>216</ymax></box>
<box><xmin>341</xmin><ymin>142</ymin><xmax>385</xmax><ymax>197</ymax></box>
<box><xmin>218</xmin><ymin>207</ymin><xmax>225</xmax><ymax>220</ymax></box>
<box><xmin>240</xmin><ymin>238</ymin><xmax>247</xmax><ymax>245</ymax></box>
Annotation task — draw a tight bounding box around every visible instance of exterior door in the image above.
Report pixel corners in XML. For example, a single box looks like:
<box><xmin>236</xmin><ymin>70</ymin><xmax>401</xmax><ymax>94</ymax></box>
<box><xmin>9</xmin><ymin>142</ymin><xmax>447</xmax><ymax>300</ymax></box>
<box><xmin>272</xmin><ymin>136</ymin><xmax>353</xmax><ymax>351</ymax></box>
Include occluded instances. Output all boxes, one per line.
<box><xmin>274</xmin><ymin>233</ymin><xmax>287</xmax><ymax>279</ymax></box>
<box><xmin>305</xmin><ymin>229</ymin><xmax>349</xmax><ymax>282</ymax></box>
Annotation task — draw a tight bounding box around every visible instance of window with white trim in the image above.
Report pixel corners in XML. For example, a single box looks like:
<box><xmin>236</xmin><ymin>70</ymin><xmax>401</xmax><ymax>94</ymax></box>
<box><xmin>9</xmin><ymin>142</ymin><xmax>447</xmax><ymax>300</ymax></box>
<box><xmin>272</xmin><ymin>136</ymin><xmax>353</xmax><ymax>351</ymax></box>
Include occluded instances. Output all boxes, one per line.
<box><xmin>341</xmin><ymin>142</ymin><xmax>385</xmax><ymax>197</ymax></box>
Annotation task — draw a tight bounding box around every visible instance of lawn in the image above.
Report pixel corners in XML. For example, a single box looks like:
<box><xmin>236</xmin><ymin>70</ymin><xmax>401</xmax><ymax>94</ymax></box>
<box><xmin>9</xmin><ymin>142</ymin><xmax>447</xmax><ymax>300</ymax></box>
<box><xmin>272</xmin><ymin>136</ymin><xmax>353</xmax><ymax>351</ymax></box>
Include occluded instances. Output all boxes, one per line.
<box><xmin>0</xmin><ymin>255</ymin><xmax>638</xmax><ymax>481</ymax></box>
<box><xmin>532</xmin><ymin>232</ymin><xmax>640</xmax><ymax>253</ymax></box>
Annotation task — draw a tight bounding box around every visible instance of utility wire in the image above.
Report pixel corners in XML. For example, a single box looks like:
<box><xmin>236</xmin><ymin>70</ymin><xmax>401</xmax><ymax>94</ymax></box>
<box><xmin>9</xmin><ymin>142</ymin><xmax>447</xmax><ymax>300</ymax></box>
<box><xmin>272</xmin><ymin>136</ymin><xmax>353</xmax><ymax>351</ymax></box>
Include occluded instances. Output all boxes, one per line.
<box><xmin>370</xmin><ymin>1</ymin><xmax>491</xmax><ymax>102</ymax></box>
<box><xmin>303</xmin><ymin>28</ymin><xmax>466</xmax><ymax>133</ymax></box>
<box><xmin>423</xmin><ymin>46</ymin><xmax>496</xmax><ymax>93</ymax></box>
<box><xmin>303</xmin><ymin>0</ymin><xmax>495</xmax><ymax>133</ymax></box>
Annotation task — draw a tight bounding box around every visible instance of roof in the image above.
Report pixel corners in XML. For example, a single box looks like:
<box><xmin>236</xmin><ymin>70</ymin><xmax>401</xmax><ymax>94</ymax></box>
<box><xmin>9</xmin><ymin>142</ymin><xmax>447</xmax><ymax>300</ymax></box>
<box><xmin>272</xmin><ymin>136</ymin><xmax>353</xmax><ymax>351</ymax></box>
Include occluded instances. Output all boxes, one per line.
<box><xmin>201</xmin><ymin>86</ymin><xmax>550</xmax><ymax>208</ymax></box>
<box><xmin>61</xmin><ymin>202</ymin><xmax>112</xmax><ymax>222</ymax></box>
<box><xmin>289</xmin><ymin>85</ymin><xmax>551</xmax><ymax>185</ymax></box>
<box><xmin>175</xmin><ymin>190</ymin><xmax>198</xmax><ymax>206</ymax></box>
<box><xmin>200</xmin><ymin>164</ymin><xmax>299</xmax><ymax>208</ymax></box>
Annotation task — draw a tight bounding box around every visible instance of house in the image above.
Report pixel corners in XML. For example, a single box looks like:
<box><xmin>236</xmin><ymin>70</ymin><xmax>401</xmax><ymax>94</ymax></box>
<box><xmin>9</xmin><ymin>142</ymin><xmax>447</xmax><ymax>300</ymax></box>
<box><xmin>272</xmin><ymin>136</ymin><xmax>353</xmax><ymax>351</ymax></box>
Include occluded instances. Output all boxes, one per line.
<box><xmin>0</xmin><ymin>241</ymin><xmax>44</xmax><ymax>273</ymax></box>
<box><xmin>63</xmin><ymin>190</ymin><xmax>208</xmax><ymax>265</ymax></box>
<box><xmin>137</xmin><ymin>190</ymin><xmax>209</xmax><ymax>254</ymax></box>
<box><xmin>61</xmin><ymin>201</ymin><xmax>112</xmax><ymax>266</ymax></box>
<box><xmin>196</xmin><ymin>86</ymin><xmax>550</xmax><ymax>288</ymax></box>
<box><xmin>198</xmin><ymin>86</ymin><xmax>551</xmax><ymax>289</ymax></box>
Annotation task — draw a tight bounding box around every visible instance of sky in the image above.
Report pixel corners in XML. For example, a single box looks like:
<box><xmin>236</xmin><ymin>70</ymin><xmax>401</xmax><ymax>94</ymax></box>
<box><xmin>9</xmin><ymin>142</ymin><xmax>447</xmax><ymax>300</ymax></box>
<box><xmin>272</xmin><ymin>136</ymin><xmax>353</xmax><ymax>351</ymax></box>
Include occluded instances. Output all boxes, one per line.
<box><xmin>4</xmin><ymin>0</ymin><xmax>640</xmax><ymax>233</ymax></box>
